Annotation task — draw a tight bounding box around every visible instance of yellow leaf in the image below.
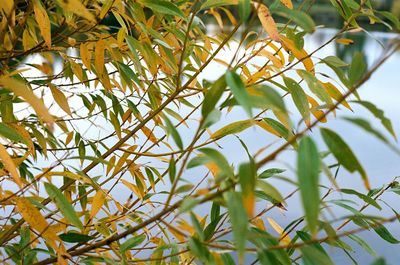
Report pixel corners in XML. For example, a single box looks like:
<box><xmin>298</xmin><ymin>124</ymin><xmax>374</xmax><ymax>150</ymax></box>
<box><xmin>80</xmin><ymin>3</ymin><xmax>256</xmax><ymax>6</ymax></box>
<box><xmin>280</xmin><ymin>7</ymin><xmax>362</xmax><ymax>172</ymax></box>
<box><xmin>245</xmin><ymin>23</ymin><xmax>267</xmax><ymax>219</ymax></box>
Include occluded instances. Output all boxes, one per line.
<box><xmin>280</xmin><ymin>36</ymin><xmax>315</xmax><ymax>74</ymax></box>
<box><xmin>255</xmin><ymin>120</ymin><xmax>281</xmax><ymax>137</ymax></box>
<box><xmin>254</xmin><ymin>3</ymin><xmax>281</xmax><ymax>41</ymax></box>
<box><xmin>0</xmin><ymin>76</ymin><xmax>54</xmax><ymax>125</ymax></box>
<box><xmin>210</xmin><ymin>120</ymin><xmax>254</xmax><ymax>139</ymax></box>
<box><xmin>15</xmin><ymin>197</ymin><xmax>60</xmax><ymax>248</ymax></box>
<box><xmin>336</xmin><ymin>38</ymin><xmax>354</xmax><ymax>45</ymax></box>
<box><xmin>33</xmin><ymin>0</ymin><xmax>51</xmax><ymax>47</ymax></box>
<box><xmin>7</xmin><ymin>123</ymin><xmax>35</xmax><ymax>155</ymax></box>
<box><xmin>45</xmin><ymin>171</ymin><xmax>92</xmax><ymax>184</ymax></box>
<box><xmin>307</xmin><ymin>96</ymin><xmax>327</xmax><ymax>123</ymax></box>
<box><xmin>322</xmin><ymin>82</ymin><xmax>352</xmax><ymax>111</ymax></box>
<box><xmin>95</xmin><ymin>39</ymin><xmax>105</xmax><ymax>77</ymax></box>
<box><xmin>267</xmin><ymin>218</ymin><xmax>291</xmax><ymax>245</ymax></box>
<box><xmin>80</xmin><ymin>43</ymin><xmax>92</xmax><ymax>71</ymax></box>
<box><xmin>59</xmin><ymin>0</ymin><xmax>96</xmax><ymax>23</ymax></box>
<box><xmin>49</xmin><ymin>84</ymin><xmax>72</xmax><ymax>115</ymax></box>
<box><xmin>90</xmin><ymin>190</ymin><xmax>106</xmax><ymax>218</ymax></box>
<box><xmin>0</xmin><ymin>144</ymin><xmax>23</xmax><ymax>187</ymax></box>
<box><xmin>141</xmin><ymin>126</ymin><xmax>158</xmax><ymax>144</ymax></box>
<box><xmin>280</xmin><ymin>0</ymin><xmax>293</xmax><ymax>9</ymax></box>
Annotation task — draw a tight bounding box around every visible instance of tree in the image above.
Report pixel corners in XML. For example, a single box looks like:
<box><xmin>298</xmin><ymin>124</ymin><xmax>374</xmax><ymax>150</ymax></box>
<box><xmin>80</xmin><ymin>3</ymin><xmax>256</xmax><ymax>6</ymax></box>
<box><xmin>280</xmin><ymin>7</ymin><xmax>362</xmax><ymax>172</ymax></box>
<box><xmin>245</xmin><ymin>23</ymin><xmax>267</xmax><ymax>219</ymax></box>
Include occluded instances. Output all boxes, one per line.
<box><xmin>0</xmin><ymin>0</ymin><xmax>399</xmax><ymax>264</ymax></box>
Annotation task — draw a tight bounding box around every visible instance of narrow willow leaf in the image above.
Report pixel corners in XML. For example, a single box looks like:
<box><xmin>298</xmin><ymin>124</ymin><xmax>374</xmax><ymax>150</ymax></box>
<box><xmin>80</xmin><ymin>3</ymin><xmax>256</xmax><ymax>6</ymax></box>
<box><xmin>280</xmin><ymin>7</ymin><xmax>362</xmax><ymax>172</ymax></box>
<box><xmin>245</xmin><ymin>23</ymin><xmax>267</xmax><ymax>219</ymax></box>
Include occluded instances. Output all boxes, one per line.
<box><xmin>320</xmin><ymin>128</ymin><xmax>370</xmax><ymax>189</ymax></box>
<box><xmin>210</xmin><ymin>119</ymin><xmax>253</xmax><ymax>139</ymax></box>
<box><xmin>239</xmin><ymin>162</ymin><xmax>256</xmax><ymax>217</ymax></box>
<box><xmin>0</xmin><ymin>123</ymin><xmax>26</xmax><ymax>143</ymax></box>
<box><xmin>33</xmin><ymin>0</ymin><xmax>51</xmax><ymax>47</ymax></box>
<box><xmin>301</xmin><ymin>245</ymin><xmax>335</xmax><ymax>265</ymax></box>
<box><xmin>15</xmin><ymin>197</ymin><xmax>59</xmax><ymax>248</ymax></box>
<box><xmin>188</xmin><ymin>237</ymin><xmax>213</xmax><ymax>263</ymax></box>
<box><xmin>59</xmin><ymin>232</ymin><xmax>93</xmax><ymax>243</ymax></box>
<box><xmin>297</xmin><ymin>70</ymin><xmax>333</xmax><ymax>106</ymax></box>
<box><xmin>0</xmin><ymin>144</ymin><xmax>23</xmax><ymax>187</ymax></box>
<box><xmin>259</xmin><ymin>168</ymin><xmax>286</xmax><ymax>179</ymax></box>
<box><xmin>227</xmin><ymin>192</ymin><xmax>248</xmax><ymax>261</ymax></box>
<box><xmin>169</xmin><ymin>156</ymin><xmax>176</xmax><ymax>183</ymax></box>
<box><xmin>340</xmin><ymin>188</ymin><xmax>381</xmax><ymax>209</ymax></box>
<box><xmin>283</xmin><ymin>77</ymin><xmax>310</xmax><ymax>125</ymax></box>
<box><xmin>349</xmin><ymin>52</ymin><xmax>367</xmax><ymax>86</ymax></box>
<box><xmin>49</xmin><ymin>84</ymin><xmax>72</xmax><ymax>115</ymax></box>
<box><xmin>348</xmin><ymin>234</ymin><xmax>378</xmax><ymax>257</ymax></box>
<box><xmin>257</xmin><ymin>180</ymin><xmax>284</xmax><ymax>203</ymax></box>
<box><xmin>254</xmin><ymin>2</ymin><xmax>281</xmax><ymax>41</ymax></box>
<box><xmin>342</xmin><ymin>117</ymin><xmax>389</xmax><ymax>144</ymax></box>
<box><xmin>90</xmin><ymin>191</ymin><xmax>106</xmax><ymax>218</ymax></box>
<box><xmin>353</xmin><ymin>100</ymin><xmax>397</xmax><ymax>140</ymax></box>
<box><xmin>298</xmin><ymin>136</ymin><xmax>320</xmax><ymax>235</ymax></box>
<box><xmin>120</xmin><ymin>234</ymin><xmax>146</xmax><ymax>252</ymax></box>
<box><xmin>0</xmin><ymin>76</ymin><xmax>54</xmax><ymax>124</ymax></box>
<box><xmin>238</xmin><ymin>0</ymin><xmax>251</xmax><ymax>22</ymax></box>
<box><xmin>280</xmin><ymin>36</ymin><xmax>315</xmax><ymax>73</ymax></box>
<box><xmin>141</xmin><ymin>0</ymin><xmax>185</xmax><ymax>19</ymax></box>
<box><xmin>270</xmin><ymin>2</ymin><xmax>315</xmax><ymax>33</ymax></box>
<box><xmin>44</xmin><ymin>182</ymin><xmax>83</xmax><ymax>229</ymax></box>
<box><xmin>202</xmin><ymin>76</ymin><xmax>226</xmax><ymax>118</ymax></box>
<box><xmin>370</xmin><ymin>257</ymin><xmax>387</xmax><ymax>265</ymax></box>
<box><xmin>226</xmin><ymin>71</ymin><xmax>252</xmax><ymax>116</ymax></box>
<box><xmin>57</xmin><ymin>0</ymin><xmax>96</xmax><ymax>22</ymax></box>
<box><xmin>373</xmin><ymin>224</ymin><xmax>400</xmax><ymax>244</ymax></box>
<box><xmin>200</xmin><ymin>0</ymin><xmax>238</xmax><ymax>10</ymax></box>
<box><xmin>164</xmin><ymin>116</ymin><xmax>183</xmax><ymax>150</ymax></box>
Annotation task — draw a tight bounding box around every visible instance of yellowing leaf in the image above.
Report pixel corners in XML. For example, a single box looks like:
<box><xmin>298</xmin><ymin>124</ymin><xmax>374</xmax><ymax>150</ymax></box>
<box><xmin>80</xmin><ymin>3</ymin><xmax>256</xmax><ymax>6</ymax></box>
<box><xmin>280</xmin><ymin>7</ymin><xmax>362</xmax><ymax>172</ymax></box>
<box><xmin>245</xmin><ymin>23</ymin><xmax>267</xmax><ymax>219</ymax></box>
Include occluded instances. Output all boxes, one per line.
<box><xmin>267</xmin><ymin>218</ymin><xmax>291</xmax><ymax>244</ymax></box>
<box><xmin>15</xmin><ymin>197</ymin><xmax>59</xmax><ymax>248</ymax></box>
<box><xmin>322</xmin><ymin>82</ymin><xmax>352</xmax><ymax>111</ymax></box>
<box><xmin>7</xmin><ymin>123</ymin><xmax>35</xmax><ymax>155</ymax></box>
<box><xmin>45</xmin><ymin>171</ymin><xmax>91</xmax><ymax>184</ymax></box>
<box><xmin>280</xmin><ymin>0</ymin><xmax>293</xmax><ymax>9</ymax></box>
<box><xmin>210</xmin><ymin>119</ymin><xmax>254</xmax><ymax>139</ymax></box>
<box><xmin>59</xmin><ymin>0</ymin><xmax>96</xmax><ymax>23</ymax></box>
<box><xmin>254</xmin><ymin>3</ymin><xmax>281</xmax><ymax>41</ymax></box>
<box><xmin>0</xmin><ymin>76</ymin><xmax>54</xmax><ymax>125</ymax></box>
<box><xmin>141</xmin><ymin>126</ymin><xmax>158</xmax><ymax>144</ymax></box>
<box><xmin>336</xmin><ymin>38</ymin><xmax>354</xmax><ymax>45</ymax></box>
<box><xmin>280</xmin><ymin>36</ymin><xmax>315</xmax><ymax>74</ymax></box>
<box><xmin>49</xmin><ymin>84</ymin><xmax>72</xmax><ymax>115</ymax></box>
<box><xmin>95</xmin><ymin>39</ymin><xmax>105</xmax><ymax>77</ymax></box>
<box><xmin>0</xmin><ymin>144</ymin><xmax>23</xmax><ymax>187</ymax></box>
<box><xmin>33</xmin><ymin>0</ymin><xmax>51</xmax><ymax>47</ymax></box>
<box><xmin>90</xmin><ymin>190</ymin><xmax>106</xmax><ymax>218</ymax></box>
<box><xmin>308</xmin><ymin>96</ymin><xmax>327</xmax><ymax>123</ymax></box>
<box><xmin>80</xmin><ymin>43</ymin><xmax>92</xmax><ymax>71</ymax></box>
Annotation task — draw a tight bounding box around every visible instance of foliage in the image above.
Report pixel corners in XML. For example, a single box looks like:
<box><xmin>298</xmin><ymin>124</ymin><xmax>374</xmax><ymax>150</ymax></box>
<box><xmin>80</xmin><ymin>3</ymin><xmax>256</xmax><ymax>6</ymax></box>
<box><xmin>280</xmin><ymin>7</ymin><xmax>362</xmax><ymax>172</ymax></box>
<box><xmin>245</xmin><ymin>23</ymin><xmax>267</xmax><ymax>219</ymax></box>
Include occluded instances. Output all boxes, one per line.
<box><xmin>0</xmin><ymin>0</ymin><xmax>399</xmax><ymax>264</ymax></box>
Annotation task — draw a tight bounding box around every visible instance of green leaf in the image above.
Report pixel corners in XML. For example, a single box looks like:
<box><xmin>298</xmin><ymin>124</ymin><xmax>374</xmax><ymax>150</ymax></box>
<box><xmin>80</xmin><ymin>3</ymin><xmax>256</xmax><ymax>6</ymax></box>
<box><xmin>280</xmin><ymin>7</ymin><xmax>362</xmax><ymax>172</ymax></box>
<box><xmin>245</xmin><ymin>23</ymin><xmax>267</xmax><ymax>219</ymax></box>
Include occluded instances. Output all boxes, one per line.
<box><xmin>44</xmin><ymin>182</ymin><xmax>83</xmax><ymax>229</ymax></box>
<box><xmin>259</xmin><ymin>168</ymin><xmax>286</xmax><ymax>179</ymax></box>
<box><xmin>349</xmin><ymin>52</ymin><xmax>367</xmax><ymax>86</ymax></box>
<box><xmin>202</xmin><ymin>76</ymin><xmax>226</xmax><ymax>118</ymax></box>
<box><xmin>168</xmin><ymin>156</ymin><xmax>176</xmax><ymax>183</ymax></box>
<box><xmin>340</xmin><ymin>188</ymin><xmax>381</xmax><ymax>210</ymax></box>
<box><xmin>370</xmin><ymin>257</ymin><xmax>387</xmax><ymax>265</ymax></box>
<box><xmin>297</xmin><ymin>136</ymin><xmax>320</xmax><ymax>235</ymax></box>
<box><xmin>200</xmin><ymin>0</ymin><xmax>238</xmax><ymax>10</ymax></box>
<box><xmin>225</xmin><ymin>71</ymin><xmax>252</xmax><ymax>116</ymax></box>
<box><xmin>226</xmin><ymin>191</ymin><xmax>248</xmax><ymax>261</ymax></box>
<box><xmin>301</xmin><ymin>245</ymin><xmax>335</xmax><ymax>265</ymax></box>
<box><xmin>270</xmin><ymin>3</ymin><xmax>315</xmax><ymax>33</ymax></box>
<box><xmin>348</xmin><ymin>234</ymin><xmax>378</xmax><ymax>257</ymax></box>
<box><xmin>141</xmin><ymin>0</ymin><xmax>185</xmax><ymax>19</ymax></box>
<box><xmin>179</xmin><ymin>197</ymin><xmax>200</xmax><ymax>213</ymax></box>
<box><xmin>257</xmin><ymin>180</ymin><xmax>284</xmax><ymax>203</ymax></box>
<box><xmin>297</xmin><ymin>70</ymin><xmax>333</xmax><ymax>106</ymax></box>
<box><xmin>283</xmin><ymin>77</ymin><xmax>309</xmax><ymax>125</ymax></box>
<box><xmin>59</xmin><ymin>232</ymin><xmax>93</xmax><ymax>243</ymax></box>
<box><xmin>373</xmin><ymin>224</ymin><xmax>400</xmax><ymax>244</ymax></box>
<box><xmin>353</xmin><ymin>100</ymin><xmax>397</xmax><ymax>140</ymax></box>
<box><xmin>210</xmin><ymin>119</ymin><xmax>253</xmax><ymax>139</ymax></box>
<box><xmin>164</xmin><ymin>116</ymin><xmax>183</xmax><ymax>150</ymax></box>
<box><xmin>342</xmin><ymin>117</ymin><xmax>390</xmax><ymax>144</ymax></box>
<box><xmin>188</xmin><ymin>237</ymin><xmax>212</xmax><ymax>263</ymax></box>
<box><xmin>188</xmin><ymin>148</ymin><xmax>233</xmax><ymax>180</ymax></box>
<box><xmin>238</xmin><ymin>0</ymin><xmax>251</xmax><ymax>22</ymax></box>
<box><xmin>320</xmin><ymin>128</ymin><xmax>369</xmax><ymax>189</ymax></box>
<box><xmin>0</xmin><ymin>123</ymin><xmax>26</xmax><ymax>143</ymax></box>
<box><xmin>120</xmin><ymin>234</ymin><xmax>146</xmax><ymax>252</ymax></box>
<box><xmin>321</xmin><ymin>56</ymin><xmax>349</xmax><ymax>67</ymax></box>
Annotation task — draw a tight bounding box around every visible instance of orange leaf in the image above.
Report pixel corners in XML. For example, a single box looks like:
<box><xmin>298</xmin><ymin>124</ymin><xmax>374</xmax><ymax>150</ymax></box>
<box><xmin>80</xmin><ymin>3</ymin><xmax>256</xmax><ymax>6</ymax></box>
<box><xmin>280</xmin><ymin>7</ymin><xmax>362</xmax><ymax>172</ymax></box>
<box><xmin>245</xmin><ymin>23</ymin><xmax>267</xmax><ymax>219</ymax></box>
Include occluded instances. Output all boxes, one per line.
<box><xmin>0</xmin><ymin>76</ymin><xmax>54</xmax><ymax>125</ymax></box>
<box><xmin>336</xmin><ymin>38</ymin><xmax>354</xmax><ymax>45</ymax></box>
<box><xmin>49</xmin><ymin>84</ymin><xmax>72</xmax><ymax>115</ymax></box>
<box><xmin>254</xmin><ymin>3</ymin><xmax>281</xmax><ymax>41</ymax></box>
<box><xmin>90</xmin><ymin>191</ymin><xmax>106</xmax><ymax>218</ymax></box>
<box><xmin>280</xmin><ymin>36</ymin><xmax>315</xmax><ymax>74</ymax></box>
<box><xmin>0</xmin><ymin>144</ymin><xmax>23</xmax><ymax>187</ymax></box>
<box><xmin>33</xmin><ymin>0</ymin><xmax>51</xmax><ymax>47</ymax></box>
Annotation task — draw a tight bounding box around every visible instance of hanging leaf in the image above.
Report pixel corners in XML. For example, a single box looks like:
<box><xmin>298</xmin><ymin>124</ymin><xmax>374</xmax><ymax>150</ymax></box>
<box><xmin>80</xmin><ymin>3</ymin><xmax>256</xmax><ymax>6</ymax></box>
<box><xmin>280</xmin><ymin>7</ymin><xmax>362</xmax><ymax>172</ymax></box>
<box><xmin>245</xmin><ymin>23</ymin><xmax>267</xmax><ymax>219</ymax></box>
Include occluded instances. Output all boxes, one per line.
<box><xmin>164</xmin><ymin>116</ymin><xmax>183</xmax><ymax>150</ymax></box>
<box><xmin>0</xmin><ymin>76</ymin><xmax>54</xmax><ymax>125</ymax></box>
<box><xmin>280</xmin><ymin>36</ymin><xmax>315</xmax><ymax>74</ymax></box>
<box><xmin>120</xmin><ymin>234</ymin><xmax>146</xmax><ymax>252</ymax></box>
<box><xmin>348</xmin><ymin>52</ymin><xmax>367</xmax><ymax>86</ymax></box>
<box><xmin>225</xmin><ymin>71</ymin><xmax>252</xmax><ymax>116</ymax></box>
<box><xmin>49</xmin><ymin>84</ymin><xmax>72</xmax><ymax>115</ymax></box>
<box><xmin>33</xmin><ymin>0</ymin><xmax>51</xmax><ymax>47</ymax></box>
<box><xmin>270</xmin><ymin>2</ymin><xmax>315</xmax><ymax>33</ymax></box>
<box><xmin>283</xmin><ymin>77</ymin><xmax>310</xmax><ymax>125</ymax></box>
<box><xmin>0</xmin><ymin>144</ymin><xmax>23</xmax><ymax>187</ymax></box>
<box><xmin>202</xmin><ymin>76</ymin><xmax>226</xmax><ymax>118</ymax></box>
<box><xmin>90</xmin><ymin>190</ymin><xmax>106</xmax><ymax>218</ymax></box>
<box><xmin>44</xmin><ymin>182</ymin><xmax>83</xmax><ymax>229</ymax></box>
<box><xmin>320</xmin><ymin>128</ymin><xmax>370</xmax><ymax>190</ymax></box>
<box><xmin>238</xmin><ymin>0</ymin><xmax>251</xmax><ymax>22</ymax></box>
<box><xmin>254</xmin><ymin>2</ymin><xmax>281</xmax><ymax>41</ymax></box>
<box><xmin>297</xmin><ymin>136</ymin><xmax>320</xmax><ymax>235</ymax></box>
<box><xmin>140</xmin><ymin>0</ymin><xmax>185</xmax><ymax>19</ymax></box>
<box><xmin>211</xmin><ymin>119</ymin><xmax>253</xmax><ymax>139</ymax></box>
